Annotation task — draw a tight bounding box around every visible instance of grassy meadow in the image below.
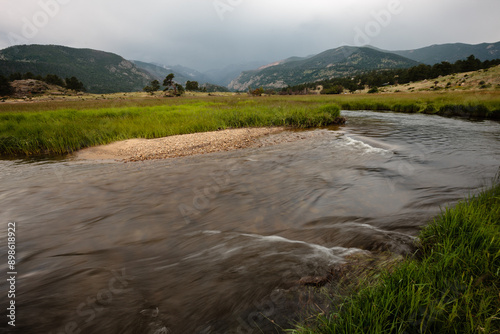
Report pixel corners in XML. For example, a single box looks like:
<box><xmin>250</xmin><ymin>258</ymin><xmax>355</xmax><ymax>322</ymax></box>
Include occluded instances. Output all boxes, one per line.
<box><xmin>325</xmin><ymin>90</ymin><xmax>500</xmax><ymax>118</ymax></box>
<box><xmin>0</xmin><ymin>96</ymin><xmax>342</xmax><ymax>156</ymax></box>
<box><xmin>0</xmin><ymin>90</ymin><xmax>499</xmax><ymax>156</ymax></box>
<box><xmin>291</xmin><ymin>180</ymin><xmax>500</xmax><ymax>334</ymax></box>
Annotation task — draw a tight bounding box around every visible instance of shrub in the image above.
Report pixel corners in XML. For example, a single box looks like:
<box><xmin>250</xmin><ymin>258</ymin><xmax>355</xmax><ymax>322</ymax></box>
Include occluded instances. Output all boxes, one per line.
<box><xmin>321</xmin><ymin>85</ymin><xmax>344</xmax><ymax>95</ymax></box>
<box><xmin>250</xmin><ymin>87</ymin><xmax>264</xmax><ymax>96</ymax></box>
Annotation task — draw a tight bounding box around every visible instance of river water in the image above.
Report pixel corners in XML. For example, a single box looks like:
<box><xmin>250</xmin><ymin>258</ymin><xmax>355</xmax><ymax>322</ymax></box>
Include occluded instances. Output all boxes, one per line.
<box><xmin>1</xmin><ymin>110</ymin><xmax>499</xmax><ymax>333</ymax></box>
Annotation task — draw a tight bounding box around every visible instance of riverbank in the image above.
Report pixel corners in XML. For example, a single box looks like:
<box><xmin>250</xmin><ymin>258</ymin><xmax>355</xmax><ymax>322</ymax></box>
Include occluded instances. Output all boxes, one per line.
<box><xmin>0</xmin><ymin>100</ymin><xmax>342</xmax><ymax>156</ymax></box>
<box><xmin>74</xmin><ymin>127</ymin><xmax>284</xmax><ymax>162</ymax></box>
<box><xmin>327</xmin><ymin>90</ymin><xmax>500</xmax><ymax>119</ymax></box>
<box><xmin>292</xmin><ymin>180</ymin><xmax>500</xmax><ymax>333</ymax></box>
<box><xmin>73</xmin><ymin>127</ymin><xmax>335</xmax><ymax>162</ymax></box>
<box><xmin>1</xmin><ymin>92</ymin><xmax>499</xmax><ymax>158</ymax></box>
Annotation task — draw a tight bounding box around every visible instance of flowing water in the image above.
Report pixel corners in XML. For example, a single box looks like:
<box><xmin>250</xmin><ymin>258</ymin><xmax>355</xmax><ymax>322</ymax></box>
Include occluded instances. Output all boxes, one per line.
<box><xmin>1</xmin><ymin>110</ymin><xmax>499</xmax><ymax>333</ymax></box>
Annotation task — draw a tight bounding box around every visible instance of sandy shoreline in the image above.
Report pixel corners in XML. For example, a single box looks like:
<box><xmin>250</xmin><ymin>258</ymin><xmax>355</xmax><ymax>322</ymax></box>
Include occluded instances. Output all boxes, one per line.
<box><xmin>71</xmin><ymin>127</ymin><xmax>304</xmax><ymax>162</ymax></box>
<box><xmin>73</xmin><ymin>127</ymin><xmax>334</xmax><ymax>162</ymax></box>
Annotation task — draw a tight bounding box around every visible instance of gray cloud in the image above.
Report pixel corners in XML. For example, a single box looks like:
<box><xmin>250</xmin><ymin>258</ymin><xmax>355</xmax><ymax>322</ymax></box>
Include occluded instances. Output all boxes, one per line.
<box><xmin>1</xmin><ymin>0</ymin><xmax>499</xmax><ymax>71</ymax></box>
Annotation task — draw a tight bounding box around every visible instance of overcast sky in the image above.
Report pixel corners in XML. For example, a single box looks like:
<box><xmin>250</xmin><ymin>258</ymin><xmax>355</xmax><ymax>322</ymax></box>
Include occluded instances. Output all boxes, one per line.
<box><xmin>1</xmin><ymin>0</ymin><xmax>500</xmax><ymax>71</ymax></box>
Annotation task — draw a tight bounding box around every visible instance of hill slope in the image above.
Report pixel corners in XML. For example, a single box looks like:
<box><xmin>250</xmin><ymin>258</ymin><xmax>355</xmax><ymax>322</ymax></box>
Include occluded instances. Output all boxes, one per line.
<box><xmin>132</xmin><ymin>61</ymin><xmax>213</xmax><ymax>86</ymax></box>
<box><xmin>228</xmin><ymin>46</ymin><xmax>418</xmax><ymax>91</ymax></box>
<box><xmin>379</xmin><ymin>64</ymin><xmax>500</xmax><ymax>93</ymax></box>
<box><xmin>0</xmin><ymin>45</ymin><xmax>154</xmax><ymax>93</ymax></box>
<box><xmin>392</xmin><ymin>41</ymin><xmax>500</xmax><ymax>65</ymax></box>
<box><xmin>203</xmin><ymin>60</ymin><xmax>271</xmax><ymax>87</ymax></box>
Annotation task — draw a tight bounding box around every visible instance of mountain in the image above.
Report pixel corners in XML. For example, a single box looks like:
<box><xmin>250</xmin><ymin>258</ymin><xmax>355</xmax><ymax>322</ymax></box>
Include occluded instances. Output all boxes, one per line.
<box><xmin>169</xmin><ymin>64</ymin><xmax>213</xmax><ymax>85</ymax></box>
<box><xmin>228</xmin><ymin>46</ymin><xmax>419</xmax><ymax>91</ymax></box>
<box><xmin>130</xmin><ymin>60</ymin><xmax>173</xmax><ymax>83</ymax></box>
<box><xmin>131</xmin><ymin>61</ymin><xmax>213</xmax><ymax>86</ymax></box>
<box><xmin>391</xmin><ymin>41</ymin><xmax>500</xmax><ymax>65</ymax></box>
<box><xmin>203</xmin><ymin>60</ymin><xmax>272</xmax><ymax>87</ymax></box>
<box><xmin>0</xmin><ymin>45</ymin><xmax>154</xmax><ymax>93</ymax></box>
<box><xmin>133</xmin><ymin>60</ymin><xmax>276</xmax><ymax>88</ymax></box>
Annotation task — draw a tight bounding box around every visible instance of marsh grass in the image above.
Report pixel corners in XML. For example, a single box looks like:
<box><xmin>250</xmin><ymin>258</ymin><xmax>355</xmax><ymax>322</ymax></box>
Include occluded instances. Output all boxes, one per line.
<box><xmin>291</xmin><ymin>180</ymin><xmax>500</xmax><ymax>333</ymax></box>
<box><xmin>1</xmin><ymin>91</ymin><xmax>499</xmax><ymax>156</ymax></box>
<box><xmin>326</xmin><ymin>91</ymin><xmax>500</xmax><ymax>119</ymax></box>
<box><xmin>0</xmin><ymin>98</ymin><xmax>341</xmax><ymax>156</ymax></box>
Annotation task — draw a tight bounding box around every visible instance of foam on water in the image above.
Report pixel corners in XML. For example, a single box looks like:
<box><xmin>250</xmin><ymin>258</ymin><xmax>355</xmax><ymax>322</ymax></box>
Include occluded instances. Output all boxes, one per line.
<box><xmin>239</xmin><ymin>232</ymin><xmax>362</xmax><ymax>258</ymax></box>
<box><xmin>337</xmin><ymin>135</ymin><xmax>393</xmax><ymax>155</ymax></box>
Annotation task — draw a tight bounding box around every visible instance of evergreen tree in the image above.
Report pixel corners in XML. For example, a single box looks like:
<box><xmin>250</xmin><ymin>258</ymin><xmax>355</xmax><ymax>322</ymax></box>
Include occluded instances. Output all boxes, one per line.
<box><xmin>150</xmin><ymin>80</ymin><xmax>160</xmax><ymax>91</ymax></box>
<box><xmin>23</xmin><ymin>72</ymin><xmax>35</xmax><ymax>80</ymax></box>
<box><xmin>9</xmin><ymin>73</ymin><xmax>22</xmax><ymax>81</ymax></box>
<box><xmin>186</xmin><ymin>80</ymin><xmax>199</xmax><ymax>91</ymax></box>
<box><xmin>175</xmin><ymin>83</ymin><xmax>185</xmax><ymax>96</ymax></box>
<box><xmin>0</xmin><ymin>75</ymin><xmax>13</xmax><ymax>96</ymax></box>
<box><xmin>143</xmin><ymin>80</ymin><xmax>160</xmax><ymax>94</ymax></box>
<box><xmin>65</xmin><ymin>76</ymin><xmax>85</xmax><ymax>92</ymax></box>
<box><xmin>44</xmin><ymin>74</ymin><xmax>65</xmax><ymax>87</ymax></box>
<box><xmin>163</xmin><ymin>73</ymin><xmax>175</xmax><ymax>91</ymax></box>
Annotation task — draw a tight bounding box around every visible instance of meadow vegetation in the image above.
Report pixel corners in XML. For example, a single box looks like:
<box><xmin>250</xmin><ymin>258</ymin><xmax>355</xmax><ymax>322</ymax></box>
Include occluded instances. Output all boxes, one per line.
<box><xmin>0</xmin><ymin>90</ymin><xmax>499</xmax><ymax>156</ymax></box>
<box><xmin>326</xmin><ymin>91</ymin><xmax>500</xmax><ymax>119</ymax></box>
<box><xmin>0</xmin><ymin>97</ymin><xmax>341</xmax><ymax>156</ymax></box>
<box><xmin>291</xmin><ymin>180</ymin><xmax>500</xmax><ymax>333</ymax></box>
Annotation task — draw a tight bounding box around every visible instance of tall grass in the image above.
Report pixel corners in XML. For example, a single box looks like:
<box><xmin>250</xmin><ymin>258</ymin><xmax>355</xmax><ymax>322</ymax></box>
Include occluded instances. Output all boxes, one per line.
<box><xmin>0</xmin><ymin>98</ymin><xmax>341</xmax><ymax>156</ymax></box>
<box><xmin>325</xmin><ymin>91</ymin><xmax>500</xmax><ymax>119</ymax></box>
<box><xmin>291</xmin><ymin>180</ymin><xmax>500</xmax><ymax>333</ymax></box>
<box><xmin>2</xmin><ymin>91</ymin><xmax>498</xmax><ymax>116</ymax></box>
<box><xmin>1</xmin><ymin>91</ymin><xmax>498</xmax><ymax>156</ymax></box>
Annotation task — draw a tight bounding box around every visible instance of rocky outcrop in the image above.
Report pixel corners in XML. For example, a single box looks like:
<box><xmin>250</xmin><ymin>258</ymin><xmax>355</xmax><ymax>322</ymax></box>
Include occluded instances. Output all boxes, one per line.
<box><xmin>10</xmin><ymin>79</ymin><xmax>66</xmax><ymax>97</ymax></box>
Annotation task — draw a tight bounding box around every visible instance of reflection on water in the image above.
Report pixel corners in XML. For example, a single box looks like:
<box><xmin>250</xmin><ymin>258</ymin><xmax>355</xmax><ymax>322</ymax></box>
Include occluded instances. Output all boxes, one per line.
<box><xmin>1</xmin><ymin>111</ymin><xmax>499</xmax><ymax>333</ymax></box>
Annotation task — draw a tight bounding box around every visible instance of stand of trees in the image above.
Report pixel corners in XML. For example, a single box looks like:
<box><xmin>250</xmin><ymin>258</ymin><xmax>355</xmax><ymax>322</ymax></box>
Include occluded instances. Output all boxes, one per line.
<box><xmin>185</xmin><ymin>81</ymin><xmax>199</xmax><ymax>91</ymax></box>
<box><xmin>282</xmin><ymin>55</ymin><xmax>500</xmax><ymax>95</ymax></box>
<box><xmin>64</xmin><ymin>76</ymin><xmax>85</xmax><ymax>92</ymax></box>
<box><xmin>142</xmin><ymin>73</ymin><xmax>186</xmax><ymax>96</ymax></box>
<box><xmin>143</xmin><ymin>80</ymin><xmax>161</xmax><ymax>94</ymax></box>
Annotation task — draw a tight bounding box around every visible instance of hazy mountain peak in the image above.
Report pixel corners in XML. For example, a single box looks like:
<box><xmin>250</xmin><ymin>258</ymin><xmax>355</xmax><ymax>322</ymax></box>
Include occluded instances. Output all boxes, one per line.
<box><xmin>228</xmin><ymin>45</ymin><xmax>418</xmax><ymax>91</ymax></box>
<box><xmin>391</xmin><ymin>41</ymin><xmax>500</xmax><ymax>64</ymax></box>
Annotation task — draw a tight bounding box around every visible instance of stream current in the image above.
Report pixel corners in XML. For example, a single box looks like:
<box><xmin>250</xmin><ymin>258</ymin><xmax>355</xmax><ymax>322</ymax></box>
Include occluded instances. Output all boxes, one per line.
<box><xmin>1</xmin><ymin>110</ymin><xmax>499</xmax><ymax>333</ymax></box>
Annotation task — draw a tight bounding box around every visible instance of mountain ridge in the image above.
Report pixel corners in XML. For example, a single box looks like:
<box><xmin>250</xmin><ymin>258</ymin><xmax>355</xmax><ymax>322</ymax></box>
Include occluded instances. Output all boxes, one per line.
<box><xmin>391</xmin><ymin>41</ymin><xmax>500</xmax><ymax>65</ymax></box>
<box><xmin>130</xmin><ymin>60</ymin><xmax>213</xmax><ymax>86</ymax></box>
<box><xmin>228</xmin><ymin>46</ymin><xmax>419</xmax><ymax>91</ymax></box>
<box><xmin>2</xmin><ymin>41</ymin><xmax>499</xmax><ymax>93</ymax></box>
<box><xmin>0</xmin><ymin>44</ymin><xmax>154</xmax><ymax>94</ymax></box>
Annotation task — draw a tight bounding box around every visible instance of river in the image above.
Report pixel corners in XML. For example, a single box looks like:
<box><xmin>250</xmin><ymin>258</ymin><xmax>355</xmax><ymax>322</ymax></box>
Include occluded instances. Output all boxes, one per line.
<box><xmin>1</xmin><ymin>110</ymin><xmax>499</xmax><ymax>333</ymax></box>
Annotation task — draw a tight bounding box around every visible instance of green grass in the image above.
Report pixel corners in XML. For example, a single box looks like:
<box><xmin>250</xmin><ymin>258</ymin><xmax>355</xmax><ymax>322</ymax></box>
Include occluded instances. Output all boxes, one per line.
<box><xmin>325</xmin><ymin>91</ymin><xmax>500</xmax><ymax>119</ymax></box>
<box><xmin>291</xmin><ymin>180</ymin><xmax>500</xmax><ymax>333</ymax></box>
<box><xmin>1</xmin><ymin>91</ymin><xmax>499</xmax><ymax>156</ymax></box>
<box><xmin>0</xmin><ymin>97</ymin><xmax>341</xmax><ymax>156</ymax></box>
